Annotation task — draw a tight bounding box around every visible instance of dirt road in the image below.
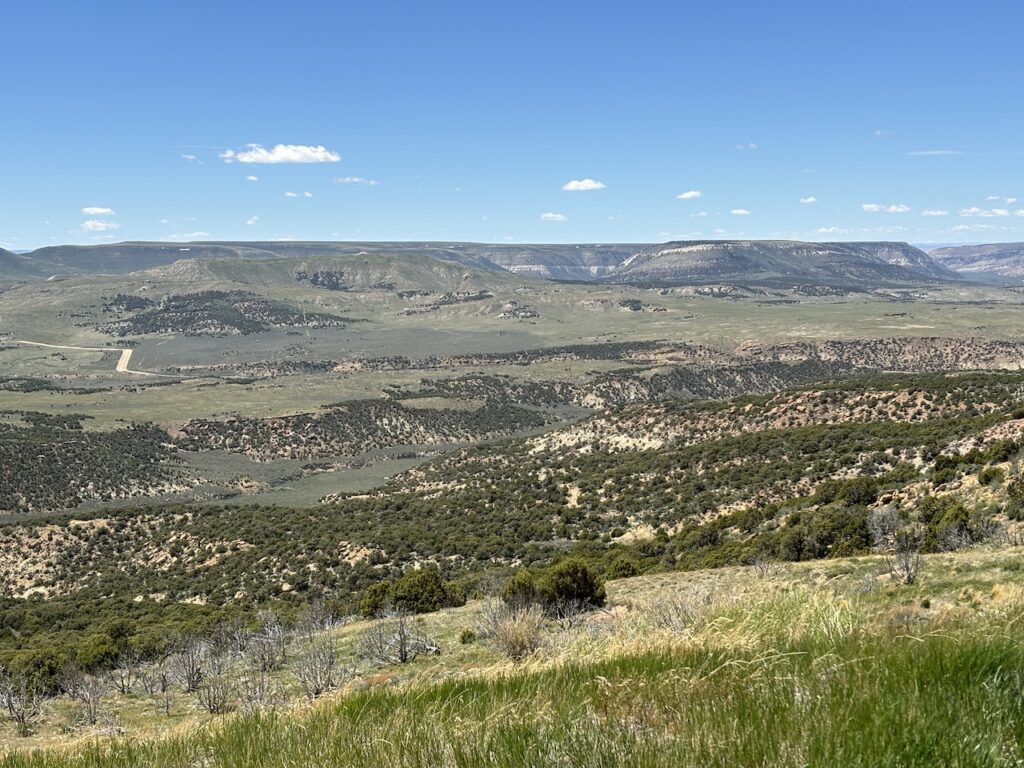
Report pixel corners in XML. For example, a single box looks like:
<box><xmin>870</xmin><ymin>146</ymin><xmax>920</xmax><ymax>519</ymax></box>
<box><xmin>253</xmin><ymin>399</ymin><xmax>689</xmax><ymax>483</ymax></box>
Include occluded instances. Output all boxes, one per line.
<box><xmin>14</xmin><ymin>340</ymin><xmax>161</xmax><ymax>376</ymax></box>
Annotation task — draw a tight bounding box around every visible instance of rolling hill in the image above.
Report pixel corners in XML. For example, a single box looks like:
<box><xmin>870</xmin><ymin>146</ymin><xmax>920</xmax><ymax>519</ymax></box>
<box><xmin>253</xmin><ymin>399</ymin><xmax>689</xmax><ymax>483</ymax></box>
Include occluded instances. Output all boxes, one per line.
<box><xmin>929</xmin><ymin>243</ymin><xmax>1024</xmax><ymax>279</ymax></box>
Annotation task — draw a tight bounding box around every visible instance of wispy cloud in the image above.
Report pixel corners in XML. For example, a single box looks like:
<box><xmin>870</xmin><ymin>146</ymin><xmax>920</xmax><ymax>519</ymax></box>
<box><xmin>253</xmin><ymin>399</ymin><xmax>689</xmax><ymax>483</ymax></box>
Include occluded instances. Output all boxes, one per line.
<box><xmin>799</xmin><ymin>196</ymin><xmax>817</xmax><ymax>204</ymax></box>
<box><xmin>920</xmin><ymin>209</ymin><xmax>949</xmax><ymax>216</ymax></box>
<box><xmin>730</xmin><ymin>208</ymin><xmax>751</xmax><ymax>216</ymax></box>
<box><xmin>335</xmin><ymin>176</ymin><xmax>380</xmax><ymax>186</ymax></box>
<box><xmin>221</xmin><ymin>144</ymin><xmax>341</xmax><ymax>164</ymax></box>
<box><xmin>951</xmin><ymin>224</ymin><xmax>1001</xmax><ymax>232</ymax></box>
<box><xmin>180</xmin><ymin>154</ymin><xmax>198</xmax><ymax>162</ymax></box>
<box><xmin>862</xmin><ymin>203</ymin><xmax>911</xmax><ymax>213</ymax></box>
<box><xmin>906</xmin><ymin>150</ymin><xmax>962</xmax><ymax>156</ymax></box>
<box><xmin>81</xmin><ymin>219</ymin><xmax>120</xmax><ymax>232</ymax></box>
<box><xmin>246</xmin><ymin>216</ymin><xmax>259</xmax><ymax>225</ymax></box>
<box><xmin>161</xmin><ymin>231</ymin><xmax>210</xmax><ymax>241</ymax></box>
<box><xmin>735</xmin><ymin>143</ymin><xmax>758</xmax><ymax>150</ymax></box>
<box><xmin>285</xmin><ymin>191</ymin><xmax>314</xmax><ymax>198</ymax></box>
<box><xmin>540</xmin><ymin>212</ymin><xmax>567</xmax><ymax>221</ymax></box>
<box><xmin>81</xmin><ymin>206</ymin><xmax>115</xmax><ymax>215</ymax></box>
<box><xmin>958</xmin><ymin>206</ymin><xmax>1016</xmax><ymax>217</ymax></box>
<box><xmin>691</xmin><ymin>211</ymin><xmax>708</xmax><ymax>218</ymax></box>
<box><xmin>675</xmin><ymin>189</ymin><xmax>702</xmax><ymax>200</ymax></box>
<box><xmin>816</xmin><ymin>226</ymin><xmax>847</xmax><ymax>236</ymax></box>
<box><xmin>245</xmin><ymin>175</ymin><xmax>259</xmax><ymax>182</ymax></box>
<box><xmin>562</xmin><ymin>178</ymin><xmax>606</xmax><ymax>191</ymax></box>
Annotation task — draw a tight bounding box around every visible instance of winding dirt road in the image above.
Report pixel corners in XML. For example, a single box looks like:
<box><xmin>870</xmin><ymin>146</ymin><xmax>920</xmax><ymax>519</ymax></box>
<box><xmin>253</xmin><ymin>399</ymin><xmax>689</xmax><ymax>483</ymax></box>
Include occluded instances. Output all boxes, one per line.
<box><xmin>13</xmin><ymin>340</ymin><xmax>162</xmax><ymax>376</ymax></box>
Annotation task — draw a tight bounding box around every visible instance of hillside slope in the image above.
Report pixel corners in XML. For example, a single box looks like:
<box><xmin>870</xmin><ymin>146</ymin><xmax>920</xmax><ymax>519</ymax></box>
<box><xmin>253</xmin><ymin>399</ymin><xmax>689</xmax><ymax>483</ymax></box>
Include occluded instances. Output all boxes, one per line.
<box><xmin>0</xmin><ymin>249</ymin><xmax>43</xmax><ymax>281</ymax></box>
<box><xmin>3</xmin><ymin>549</ymin><xmax>1024</xmax><ymax>765</ymax></box>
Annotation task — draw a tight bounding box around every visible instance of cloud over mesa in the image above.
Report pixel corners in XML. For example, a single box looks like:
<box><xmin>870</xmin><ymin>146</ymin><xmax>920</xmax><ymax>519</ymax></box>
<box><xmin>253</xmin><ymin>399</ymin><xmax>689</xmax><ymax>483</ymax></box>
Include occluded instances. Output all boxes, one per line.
<box><xmin>862</xmin><ymin>203</ymin><xmax>911</xmax><ymax>213</ymax></box>
<box><xmin>81</xmin><ymin>219</ymin><xmax>120</xmax><ymax>232</ymax></box>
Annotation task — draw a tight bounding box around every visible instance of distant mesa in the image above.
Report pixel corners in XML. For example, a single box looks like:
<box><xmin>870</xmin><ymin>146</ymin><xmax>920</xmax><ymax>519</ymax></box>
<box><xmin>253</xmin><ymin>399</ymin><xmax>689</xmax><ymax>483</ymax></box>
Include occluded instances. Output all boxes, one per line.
<box><xmin>929</xmin><ymin>242</ymin><xmax>1024</xmax><ymax>280</ymax></box>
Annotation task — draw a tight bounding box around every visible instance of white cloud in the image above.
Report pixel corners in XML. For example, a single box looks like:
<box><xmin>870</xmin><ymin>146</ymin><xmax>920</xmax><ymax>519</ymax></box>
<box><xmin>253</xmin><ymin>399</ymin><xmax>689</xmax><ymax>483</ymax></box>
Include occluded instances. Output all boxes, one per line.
<box><xmin>81</xmin><ymin>219</ymin><xmax>120</xmax><ymax>232</ymax></box>
<box><xmin>81</xmin><ymin>206</ymin><xmax>115</xmax><ymax>216</ymax></box>
<box><xmin>220</xmin><ymin>143</ymin><xmax>341</xmax><ymax>164</ymax></box>
<box><xmin>799</xmin><ymin>196</ymin><xmax>817</xmax><ymax>204</ymax></box>
<box><xmin>862</xmin><ymin>203</ymin><xmax>911</xmax><ymax>213</ymax></box>
<box><xmin>562</xmin><ymin>178</ymin><xmax>606</xmax><ymax>191</ymax></box>
<box><xmin>181</xmin><ymin>154</ymin><xmax>197</xmax><ymax>162</ymax></box>
<box><xmin>1007</xmin><ymin>197</ymin><xmax>1018</xmax><ymax>205</ymax></box>
<box><xmin>987</xmin><ymin>195</ymin><xmax>1002</xmax><ymax>201</ymax></box>
<box><xmin>304</xmin><ymin>191</ymin><xmax>313</xmax><ymax>198</ymax></box>
<box><xmin>730</xmin><ymin>208</ymin><xmax>751</xmax><ymax>216</ymax></box>
<box><xmin>676</xmin><ymin>189</ymin><xmax>702</xmax><ymax>200</ymax></box>
<box><xmin>245</xmin><ymin>175</ymin><xmax>259</xmax><ymax>182</ymax></box>
<box><xmin>335</xmin><ymin>176</ymin><xmax>380</xmax><ymax>186</ymax></box>
<box><xmin>540</xmin><ymin>212</ymin><xmax>567</xmax><ymax>222</ymax></box>
<box><xmin>246</xmin><ymin>216</ymin><xmax>259</xmax><ymax>225</ymax></box>
<box><xmin>816</xmin><ymin>226</ymin><xmax>847</xmax><ymax>236</ymax></box>
<box><xmin>951</xmin><ymin>224</ymin><xmax>1000</xmax><ymax>232</ymax></box>
<box><xmin>285</xmin><ymin>192</ymin><xmax>299</xmax><ymax>198</ymax></box>
<box><xmin>735</xmin><ymin>143</ymin><xmax>758</xmax><ymax>150</ymax></box>
<box><xmin>907</xmin><ymin>150</ymin><xmax>962</xmax><ymax>156</ymax></box>
<box><xmin>691</xmin><ymin>211</ymin><xmax>708</xmax><ymax>218</ymax></box>
<box><xmin>959</xmin><ymin>207</ymin><xmax>1010</xmax><ymax>217</ymax></box>
<box><xmin>162</xmin><ymin>231</ymin><xmax>210</xmax><ymax>241</ymax></box>
<box><xmin>921</xmin><ymin>209</ymin><xmax>949</xmax><ymax>216</ymax></box>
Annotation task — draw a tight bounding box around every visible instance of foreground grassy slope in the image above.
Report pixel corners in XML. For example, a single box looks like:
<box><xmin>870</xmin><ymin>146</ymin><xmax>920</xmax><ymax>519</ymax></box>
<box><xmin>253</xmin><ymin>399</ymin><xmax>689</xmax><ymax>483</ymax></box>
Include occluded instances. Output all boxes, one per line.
<box><xmin>5</xmin><ymin>548</ymin><xmax>1024</xmax><ymax>766</ymax></box>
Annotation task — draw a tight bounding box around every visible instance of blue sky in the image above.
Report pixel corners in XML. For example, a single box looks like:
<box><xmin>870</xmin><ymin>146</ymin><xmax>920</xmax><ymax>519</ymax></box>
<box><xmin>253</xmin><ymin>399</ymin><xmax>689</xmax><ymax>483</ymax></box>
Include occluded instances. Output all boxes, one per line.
<box><xmin>2</xmin><ymin>0</ymin><xmax>1023</xmax><ymax>249</ymax></box>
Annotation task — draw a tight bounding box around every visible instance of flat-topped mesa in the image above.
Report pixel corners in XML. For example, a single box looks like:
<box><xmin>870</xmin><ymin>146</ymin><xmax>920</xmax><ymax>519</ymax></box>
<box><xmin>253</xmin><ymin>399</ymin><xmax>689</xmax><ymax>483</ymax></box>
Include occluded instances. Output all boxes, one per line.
<box><xmin>930</xmin><ymin>242</ymin><xmax>1024</xmax><ymax>279</ymax></box>
<box><xmin>602</xmin><ymin>240</ymin><xmax>958</xmax><ymax>288</ymax></box>
<box><xmin>6</xmin><ymin>239</ymin><xmax>961</xmax><ymax>288</ymax></box>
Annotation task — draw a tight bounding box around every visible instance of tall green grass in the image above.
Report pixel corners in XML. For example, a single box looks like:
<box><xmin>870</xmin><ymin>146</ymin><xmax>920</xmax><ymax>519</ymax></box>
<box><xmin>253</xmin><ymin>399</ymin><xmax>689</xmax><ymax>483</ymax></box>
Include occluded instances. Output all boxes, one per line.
<box><xmin>6</xmin><ymin>627</ymin><xmax>1024</xmax><ymax>767</ymax></box>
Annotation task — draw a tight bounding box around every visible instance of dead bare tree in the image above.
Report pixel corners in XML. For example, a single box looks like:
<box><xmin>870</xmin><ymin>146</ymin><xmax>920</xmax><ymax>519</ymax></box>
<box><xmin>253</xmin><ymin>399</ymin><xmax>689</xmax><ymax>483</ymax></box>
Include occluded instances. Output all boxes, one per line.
<box><xmin>550</xmin><ymin>599</ymin><xmax>589</xmax><ymax>631</ymax></box>
<box><xmin>246</xmin><ymin>614</ymin><xmax>289</xmax><ymax>673</ymax></box>
<box><xmin>211</xmin><ymin>616</ymin><xmax>251</xmax><ymax>657</ymax></box>
<box><xmin>294</xmin><ymin>637</ymin><xmax>340</xmax><ymax>699</ymax></box>
<box><xmin>297</xmin><ymin>600</ymin><xmax>349</xmax><ymax>643</ymax></box>
<box><xmin>868</xmin><ymin>507</ymin><xmax>904</xmax><ymax>551</ymax></box>
<box><xmin>108</xmin><ymin>648</ymin><xmax>142</xmax><ymax>695</ymax></box>
<box><xmin>237</xmin><ymin>667</ymin><xmax>284</xmax><ymax>714</ymax></box>
<box><xmin>169</xmin><ymin>638</ymin><xmax>208</xmax><ymax>693</ymax></box>
<box><xmin>0</xmin><ymin>672</ymin><xmax>48</xmax><ymax>737</ymax></box>
<box><xmin>357</xmin><ymin>610</ymin><xmax>440</xmax><ymax>665</ymax></box>
<box><xmin>64</xmin><ymin>669</ymin><xmax>109</xmax><ymax>726</ymax></box>
<box><xmin>884</xmin><ymin>528</ymin><xmax>924</xmax><ymax>585</ymax></box>
<box><xmin>193</xmin><ymin>650</ymin><xmax>234</xmax><ymax>715</ymax></box>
